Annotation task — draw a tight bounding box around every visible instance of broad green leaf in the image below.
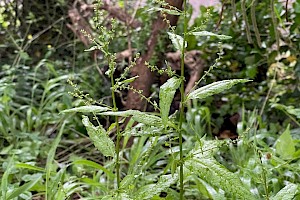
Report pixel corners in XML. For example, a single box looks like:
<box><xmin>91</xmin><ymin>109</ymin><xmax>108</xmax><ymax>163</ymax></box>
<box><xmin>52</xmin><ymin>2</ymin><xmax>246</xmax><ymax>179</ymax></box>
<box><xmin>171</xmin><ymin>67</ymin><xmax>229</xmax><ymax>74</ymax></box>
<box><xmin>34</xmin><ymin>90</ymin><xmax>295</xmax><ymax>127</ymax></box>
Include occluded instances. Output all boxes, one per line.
<box><xmin>116</xmin><ymin>193</ymin><xmax>133</xmax><ymax>200</ymax></box>
<box><xmin>62</xmin><ymin>106</ymin><xmax>110</xmax><ymax>114</ymax></box>
<box><xmin>99</xmin><ymin>110</ymin><xmax>162</xmax><ymax>126</ymax></box>
<box><xmin>120</xmin><ymin>174</ymin><xmax>135</xmax><ymax>190</ymax></box>
<box><xmin>189</xmin><ymin>31</ymin><xmax>232</xmax><ymax>40</ymax></box>
<box><xmin>185</xmin><ymin>140</ymin><xmax>255</xmax><ymax>200</ymax></box>
<box><xmin>185</xmin><ymin>158</ymin><xmax>255</xmax><ymax>200</ymax></box>
<box><xmin>275</xmin><ymin>125</ymin><xmax>295</xmax><ymax>159</ymax></box>
<box><xmin>72</xmin><ymin>159</ymin><xmax>114</xmax><ymax>179</ymax></box>
<box><xmin>271</xmin><ymin>183</ymin><xmax>298</xmax><ymax>200</ymax></box>
<box><xmin>167</xmin><ymin>32</ymin><xmax>187</xmax><ymax>52</ymax></box>
<box><xmin>159</xmin><ymin>77</ymin><xmax>181</xmax><ymax>127</ymax></box>
<box><xmin>135</xmin><ymin>174</ymin><xmax>178</xmax><ymax>199</ymax></box>
<box><xmin>147</xmin><ymin>7</ymin><xmax>182</xmax><ymax>15</ymax></box>
<box><xmin>187</xmin><ymin>79</ymin><xmax>250</xmax><ymax>101</ymax></box>
<box><xmin>6</xmin><ymin>174</ymin><xmax>42</xmax><ymax>200</ymax></box>
<box><xmin>82</xmin><ymin>115</ymin><xmax>115</xmax><ymax>157</ymax></box>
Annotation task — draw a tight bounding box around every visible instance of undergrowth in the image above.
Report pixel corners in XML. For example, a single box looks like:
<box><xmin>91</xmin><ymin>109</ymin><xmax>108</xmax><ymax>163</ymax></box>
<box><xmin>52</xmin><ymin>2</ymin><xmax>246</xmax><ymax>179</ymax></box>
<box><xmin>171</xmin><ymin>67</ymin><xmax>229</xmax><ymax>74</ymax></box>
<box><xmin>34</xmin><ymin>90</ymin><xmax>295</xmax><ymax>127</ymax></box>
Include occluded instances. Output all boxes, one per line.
<box><xmin>1</xmin><ymin>0</ymin><xmax>299</xmax><ymax>199</ymax></box>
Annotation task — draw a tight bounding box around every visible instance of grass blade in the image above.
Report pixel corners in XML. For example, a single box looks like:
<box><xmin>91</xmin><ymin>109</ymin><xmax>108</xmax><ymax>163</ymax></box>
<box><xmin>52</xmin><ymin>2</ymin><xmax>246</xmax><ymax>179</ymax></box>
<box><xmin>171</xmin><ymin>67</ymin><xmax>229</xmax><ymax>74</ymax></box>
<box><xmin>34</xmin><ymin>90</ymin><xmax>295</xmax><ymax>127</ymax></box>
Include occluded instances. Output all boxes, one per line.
<box><xmin>6</xmin><ymin>174</ymin><xmax>42</xmax><ymax>200</ymax></box>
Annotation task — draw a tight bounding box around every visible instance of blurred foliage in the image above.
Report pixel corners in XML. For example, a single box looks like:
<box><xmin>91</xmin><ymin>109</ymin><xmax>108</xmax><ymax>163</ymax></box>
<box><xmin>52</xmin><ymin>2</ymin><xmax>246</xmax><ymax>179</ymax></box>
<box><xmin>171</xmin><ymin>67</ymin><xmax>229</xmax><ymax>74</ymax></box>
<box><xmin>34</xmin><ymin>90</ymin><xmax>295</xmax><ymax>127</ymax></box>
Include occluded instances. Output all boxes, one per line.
<box><xmin>183</xmin><ymin>0</ymin><xmax>300</xmax><ymax>124</ymax></box>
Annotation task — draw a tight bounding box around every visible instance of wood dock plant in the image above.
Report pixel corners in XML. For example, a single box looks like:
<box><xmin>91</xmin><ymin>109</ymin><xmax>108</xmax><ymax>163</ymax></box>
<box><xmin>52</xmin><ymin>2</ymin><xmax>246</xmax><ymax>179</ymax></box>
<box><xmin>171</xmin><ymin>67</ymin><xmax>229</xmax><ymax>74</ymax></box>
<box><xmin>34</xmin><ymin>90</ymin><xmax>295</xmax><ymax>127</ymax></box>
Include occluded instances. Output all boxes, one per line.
<box><xmin>63</xmin><ymin>0</ymin><xmax>254</xmax><ymax>199</ymax></box>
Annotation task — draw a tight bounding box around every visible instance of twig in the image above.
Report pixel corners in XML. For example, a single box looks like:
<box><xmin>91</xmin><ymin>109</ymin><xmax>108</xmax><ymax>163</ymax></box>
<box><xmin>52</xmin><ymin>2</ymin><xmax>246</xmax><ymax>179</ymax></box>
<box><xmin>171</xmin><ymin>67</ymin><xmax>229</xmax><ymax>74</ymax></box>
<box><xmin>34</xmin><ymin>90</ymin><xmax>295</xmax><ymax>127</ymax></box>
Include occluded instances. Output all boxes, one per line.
<box><xmin>215</xmin><ymin>1</ymin><xmax>225</xmax><ymax>30</ymax></box>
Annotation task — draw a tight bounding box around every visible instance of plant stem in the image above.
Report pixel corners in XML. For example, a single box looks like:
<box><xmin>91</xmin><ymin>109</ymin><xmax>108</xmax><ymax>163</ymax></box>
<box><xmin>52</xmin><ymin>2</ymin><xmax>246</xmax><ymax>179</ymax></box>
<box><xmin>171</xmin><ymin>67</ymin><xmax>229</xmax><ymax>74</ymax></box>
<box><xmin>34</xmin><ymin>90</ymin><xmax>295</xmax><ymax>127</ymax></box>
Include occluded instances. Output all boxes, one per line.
<box><xmin>251</xmin><ymin>0</ymin><xmax>261</xmax><ymax>47</ymax></box>
<box><xmin>179</xmin><ymin>0</ymin><xmax>187</xmax><ymax>199</ymax></box>
<box><xmin>109</xmin><ymin>57</ymin><xmax>121</xmax><ymax>189</ymax></box>
<box><xmin>241</xmin><ymin>0</ymin><xmax>253</xmax><ymax>44</ymax></box>
<box><xmin>270</xmin><ymin>0</ymin><xmax>279</xmax><ymax>50</ymax></box>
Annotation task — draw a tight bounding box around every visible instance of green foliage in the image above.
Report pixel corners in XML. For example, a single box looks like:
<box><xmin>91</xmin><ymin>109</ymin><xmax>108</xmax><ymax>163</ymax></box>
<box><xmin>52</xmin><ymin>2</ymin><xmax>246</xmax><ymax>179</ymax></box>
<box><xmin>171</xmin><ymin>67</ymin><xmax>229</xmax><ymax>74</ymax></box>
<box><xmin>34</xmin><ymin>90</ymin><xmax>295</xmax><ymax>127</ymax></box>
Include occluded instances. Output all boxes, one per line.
<box><xmin>82</xmin><ymin>115</ymin><xmax>116</xmax><ymax>158</ymax></box>
<box><xmin>185</xmin><ymin>140</ymin><xmax>255</xmax><ymax>199</ymax></box>
<box><xmin>167</xmin><ymin>32</ymin><xmax>187</xmax><ymax>52</ymax></box>
<box><xmin>62</xmin><ymin>105</ymin><xmax>111</xmax><ymax>114</ymax></box>
<box><xmin>159</xmin><ymin>76</ymin><xmax>181</xmax><ymax>127</ymax></box>
<box><xmin>1</xmin><ymin>0</ymin><xmax>300</xmax><ymax>199</ymax></box>
<box><xmin>188</xmin><ymin>31</ymin><xmax>232</xmax><ymax>40</ymax></box>
<box><xmin>271</xmin><ymin>183</ymin><xmax>298</xmax><ymax>200</ymax></box>
<box><xmin>135</xmin><ymin>174</ymin><xmax>178</xmax><ymax>199</ymax></box>
<box><xmin>187</xmin><ymin>79</ymin><xmax>251</xmax><ymax>101</ymax></box>
<box><xmin>275</xmin><ymin>125</ymin><xmax>296</xmax><ymax>159</ymax></box>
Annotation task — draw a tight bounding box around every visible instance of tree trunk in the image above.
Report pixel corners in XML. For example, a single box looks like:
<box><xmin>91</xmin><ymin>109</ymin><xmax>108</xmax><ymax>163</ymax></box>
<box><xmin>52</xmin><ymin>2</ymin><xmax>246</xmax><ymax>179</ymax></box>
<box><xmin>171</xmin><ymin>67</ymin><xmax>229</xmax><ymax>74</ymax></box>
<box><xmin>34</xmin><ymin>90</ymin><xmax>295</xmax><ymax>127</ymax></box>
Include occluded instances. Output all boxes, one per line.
<box><xmin>125</xmin><ymin>0</ymin><xmax>183</xmax><ymax>111</ymax></box>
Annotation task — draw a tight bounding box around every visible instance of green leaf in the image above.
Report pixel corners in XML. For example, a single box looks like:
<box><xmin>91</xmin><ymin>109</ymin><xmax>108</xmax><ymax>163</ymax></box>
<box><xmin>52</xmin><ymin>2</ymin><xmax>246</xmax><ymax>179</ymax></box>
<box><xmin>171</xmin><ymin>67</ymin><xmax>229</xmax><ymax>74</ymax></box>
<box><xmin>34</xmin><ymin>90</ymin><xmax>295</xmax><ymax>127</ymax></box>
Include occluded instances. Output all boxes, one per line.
<box><xmin>135</xmin><ymin>174</ymin><xmax>178</xmax><ymax>199</ymax></box>
<box><xmin>1</xmin><ymin>158</ymin><xmax>14</xmax><ymax>199</ymax></box>
<box><xmin>120</xmin><ymin>174</ymin><xmax>135</xmax><ymax>190</ymax></box>
<box><xmin>147</xmin><ymin>7</ymin><xmax>182</xmax><ymax>15</ymax></box>
<box><xmin>99</xmin><ymin>110</ymin><xmax>162</xmax><ymax>126</ymax></box>
<box><xmin>102</xmin><ymin>193</ymin><xmax>133</xmax><ymax>200</ymax></box>
<box><xmin>167</xmin><ymin>32</ymin><xmax>187</xmax><ymax>52</ymax></box>
<box><xmin>275</xmin><ymin>125</ymin><xmax>295</xmax><ymax>159</ymax></box>
<box><xmin>185</xmin><ymin>140</ymin><xmax>255</xmax><ymax>200</ymax></box>
<box><xmin>271</xmin><ymin>183</ymin><xmax>298</xmax><ymax>200</ymax></box>
<box><xmin>117</xmin><ymin>76</ymin><xmax>139</xmax><ymax>86</ymax></box>
<box><xmin>187</xmin><ymin>79</ymin><xmax>250</xmax><ymax>101</ymax></box>
<box><xmin>82</xmin><ymin>115</ymin><xmax>115</xmax><ymax>157</ymax></box>
<box><xmin>48</xmin><ymin>167</ymin><xmax>67</xmax><ymax>200</ymax></box>
<box><xmin>84</xmin><ymin>46</ymin><xmax>99</xmax><ymax>52</ymax></box>
<box><xmin>15</xmin><ymin>163</ymin><xmax>45</xmax><ymax>172</ymax></box>
<box><xmin>101</xmin><ymin>196</ymin><xmax>115</xmax><ymax>200</ymax></box>
<box><xmin>79</xmin><ymin>177</ymin><xmax>108</xmax><ymax>192</ymax></box>
<box><xmin>72</xmin><ymin>159</ymin><xmax>114</xmax><ymax>179</ymax></box>
<box><xmin>45</xmin><ymin>122</ymin><xmax>66</xmax><ymax>199</ymax></box>
<box><xmin>62</xmin><ymin>106</ymin><xmax>110</xmax><ymax>114</ymax></box>
<box><xmin>6</xmin><ymin>174</ymin><xmax>42</xmax><ymax>200</ymax></box>
<box><xmin>189</xmin><ymin>31</ymin><xmax>232</xmax><ymax>40</ymax></box>
<box><xmin>159</xmin><ymin>77</ymin><xmax>181</xmax><ymax>127</ymax></box>
<box><xmin>271</xmin><ymin>103</ymin><xmax>300</xmax><ymax>119</ymax></box>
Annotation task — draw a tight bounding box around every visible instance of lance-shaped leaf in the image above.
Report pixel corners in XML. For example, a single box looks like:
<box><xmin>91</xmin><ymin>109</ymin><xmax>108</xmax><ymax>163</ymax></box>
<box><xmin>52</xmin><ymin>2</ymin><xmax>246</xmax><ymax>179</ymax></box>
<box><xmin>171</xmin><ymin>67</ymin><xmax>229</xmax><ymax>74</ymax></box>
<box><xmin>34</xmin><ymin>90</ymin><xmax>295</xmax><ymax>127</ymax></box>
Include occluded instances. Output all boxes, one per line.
<box><xmin>62</xmin><ymin>106</ymin><xmax>110</xmax><ymax>114</ymax></box>
<box><xmin>84</xmin><ymin>45</ymin><xmax>99</xmax><ymax>52</ymax></box>
<box><xmin>6</xmin><ymin>174</ymin><xmax>42</xmax><ymax>200</ymax></box>
<box><xmin>135</xmin><ymin>174</ymin><xmax>178</xmax><ymax>199</ymax></box>
<box><xmin>271</xmin><ymin>183</ymin><xmax>298</xmax><ymax>200</ymax></box>
<box><xmin>72</xmin><ymin>159</ymin><xmax>114</xmax><ymax>179</ymax></box>
<box><xmin>189</xmin><ymin>31</ymin><xmax>232</xmax><ymax>40</ymax></box>
<box><xmin>116</xmin><ymin>76</ymin><xmax>139</xmax><ymax>86</ymax></box>
<box><xmin>82</xmin><ymin>115</ymin><xmax>115</xmax><ymax>157</ymax></box>
<box><xmin>185</xmin><ymin>140</ymin><xmax>255</xmax><ymax>200</ymax></box>
<box><xmin>167</xmin><ymin>32</ymin><xmax>187</xmax><ymax>52</ymax></box>
<box><xmin>185</xmin><ymin>158</ymin><xmax>255</xmax><ymax>200</ymax></box>
<box><xmin>99</xmin><ymin>110</ymin><xmax>162</xmax><ymax>126</ymax></box>
<box><xmin>159</xmin><ymin>77</ymin><xmax>181</xmax><ymax>127</ymax></box>
<box><xmin>147</xmin><ymin>7</ymin><xmax>182</xmax><ymax>15</ymax></box>
<box><xmin>187</xmin><ymin>79</ymin><xmax>250</xmax><ymax>101</ymax></box>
